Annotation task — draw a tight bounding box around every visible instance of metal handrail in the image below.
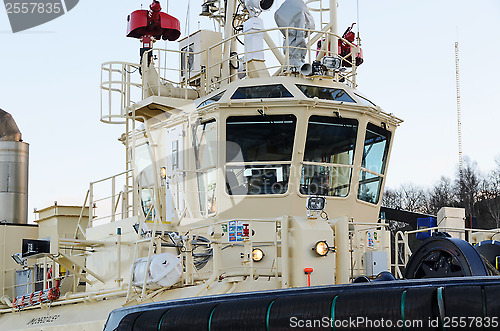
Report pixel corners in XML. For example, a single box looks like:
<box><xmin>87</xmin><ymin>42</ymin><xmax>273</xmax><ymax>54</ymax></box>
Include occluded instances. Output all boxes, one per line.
<box><xmin>100</xmin><ymin>26</ymin><xmax>361</xmax><ymax>124</ymax></box>
<box><xmin>88</xmin><ymin>169</ymin><xmax>135</xmax><ymax>226</ymax></box>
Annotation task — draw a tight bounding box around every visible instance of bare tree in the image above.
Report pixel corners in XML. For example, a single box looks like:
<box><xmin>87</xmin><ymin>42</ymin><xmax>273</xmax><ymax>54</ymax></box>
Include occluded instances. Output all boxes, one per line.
<box><xmin>427</xmin><ymin>176</ymin><xmax>458</xmax><ymax>215</ymax></box>
<box><xmin>383</xmin><ymin>183</ymin><xmax>428</xmax><ymax>213</ymax></box>
<box><xmin>482</xmin><ymin>156</ymin><xmax>500</xmax><ymax>227</ymax></box>
<box><xmin>456</xmin><ymin>156</ymin><xmax>483</xmax><ymax>217</ymax></box>
<box><xmin>382</xmin><ymin>187</ymin><xmax>402</xmax><ymax>210</ymax></box>
<box><xmin>401</xmin><ymin>183</ymin><xmax>428</xmax><ymax>213</ymax></box>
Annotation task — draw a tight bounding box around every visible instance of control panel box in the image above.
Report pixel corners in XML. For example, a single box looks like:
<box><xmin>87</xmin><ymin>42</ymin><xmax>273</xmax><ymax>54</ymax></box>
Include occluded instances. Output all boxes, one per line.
<box><xmin>178</xmin><ymin>30</ymin><xmax>222</xmax><ymax>86</ymax></box>
<box><xmin>364</xmin><ymin>251</ymin><xmax>388</xmax><ymax>277</ymax></box>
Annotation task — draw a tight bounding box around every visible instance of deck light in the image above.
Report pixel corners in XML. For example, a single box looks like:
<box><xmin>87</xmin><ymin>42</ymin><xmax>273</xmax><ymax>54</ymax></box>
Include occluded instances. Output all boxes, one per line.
<box><xmin>306</xmin><ymin>196</ymin><xmax>326</xmax><ymax>211</ymax></box>
<box><xmin>313</xmin><ymin>241</ymin><xmax>329</xmax><ymax>256</ymax></box>
<box><xmin>160</xmin><ymin>167</ymin><xmax>167</xmax><ymax>180</ymax></box>
<box><xmin>245</xmin><ymin>0</ymin><xmax>273</xmax><ymax>17</ymax></box>
<box><xmin>252</xmin><ymin>248</ymin><xmax>264</xmax><ymax>262</ymax></box>
<box><xmin>11</xmin><ymin>253</ymin><xmax>27</xmax><ymax>266</ymax></box>
<box><xmin>321</xmin><ymin>56</ymin><xmax>341</xmax><ymax>70</ymax></box>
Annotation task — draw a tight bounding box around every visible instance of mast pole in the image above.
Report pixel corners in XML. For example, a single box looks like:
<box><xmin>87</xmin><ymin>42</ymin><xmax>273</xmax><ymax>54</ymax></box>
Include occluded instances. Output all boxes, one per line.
<box><xmin>455</xmin><ymin>41</ymin><xmax>463</xmax><ymax>176</ymax></box>
<box><xmin>222</xmin><ymin>0</ymin><xmax>237</xmax><ymax>83</ymax></box>
<box><xmin>330</xmin><ymin>0</ymin><xmax>338</xmax><ymax>56</ymax></box>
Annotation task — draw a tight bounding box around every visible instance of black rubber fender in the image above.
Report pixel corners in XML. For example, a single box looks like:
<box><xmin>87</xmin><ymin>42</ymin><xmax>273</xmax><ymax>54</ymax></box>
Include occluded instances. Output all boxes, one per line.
<box><xmin>209</xmin><ymin>298</ymin><xmax>274</xmax><ymax>331</ymax></box>
<box><xmin>268</xmin><ymin>293</ymin><xmax>335</xmax><ymax>331</ymax></box>
<box><xmin>115</xmin><ymin>311</ymin><xmax>143</xmax><ymax>331</ymax></box>
<box><xmin>334</xmin><ymin>288</ymin><xmax>402</xmax><ymax>331</ymax></box>
<box><xmin>484</xmin><ymin>284</ymin><xmax>500</xmax><ymax>318</ymax></box>
<box><xmin>159</xmin><ymin>303</ymin><xmax>217</xmax><ymax>331</ymax></box>
<box><xmin>133</xmin><ymin>309</ymin><xmax>169</xmax><ymax>331</ymax></box>
<box><xmin>403</xmin><ymin>287</ymin><xmax>439</xmax><ymax>330</ymax></box>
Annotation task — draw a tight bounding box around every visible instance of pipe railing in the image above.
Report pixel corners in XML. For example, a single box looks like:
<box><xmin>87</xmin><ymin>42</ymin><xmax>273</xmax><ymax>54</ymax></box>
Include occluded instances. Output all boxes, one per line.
<box><xmin>100</xmin><ymin>26</ymin><xmax>361</xmax><ymax>122</ymax></box>
<box><xmin>88</xmin><ymin>169</ymin><xmax>135</xmax><ymax>226</ymax></box>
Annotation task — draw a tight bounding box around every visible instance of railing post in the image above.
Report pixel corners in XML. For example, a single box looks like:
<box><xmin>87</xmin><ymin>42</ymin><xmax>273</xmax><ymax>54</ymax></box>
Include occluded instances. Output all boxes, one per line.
<box><xmin>111</xmin><ymin>176</ymin><xmax>116</xmax><ymax>222</ymax></box>
<box><xmin>89</xmin><ymin>183</ymin><xmax>94</xmax><ymax>228</ymax></box>
<box><xmin>285</xmin><ymin>28</ymin><xmax>289</xmax><ymax>70</ymax></box>
<box><xmin>281</xmin><ymin>215</ymin><xmax>289</xmax><ymax>288</ymax></box>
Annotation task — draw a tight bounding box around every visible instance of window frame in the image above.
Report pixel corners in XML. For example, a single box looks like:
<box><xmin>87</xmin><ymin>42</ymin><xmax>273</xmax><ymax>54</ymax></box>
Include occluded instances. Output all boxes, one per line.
<box><xmin>230</xmin><ymin>84</ymin><xmax>293</xmax><ymax>100</ymax></box>
<box><xmin>298</xmin><ymin>114</ymin><xmax>359</xmax><ymax>198</ymax></box>
<box><xmin>356</xmin><ymin>121</ymin><xmax>392</xmax><ymax>205</ymax></box>
<box><xmin>224</xmin><ymin>114</ymin><xmax>298</xmax><ymax>197</ymax></box>
<box><xmin>296</xmin><ymin>84</ymin><xmax>356</xmax><ymax>104</ymax></box>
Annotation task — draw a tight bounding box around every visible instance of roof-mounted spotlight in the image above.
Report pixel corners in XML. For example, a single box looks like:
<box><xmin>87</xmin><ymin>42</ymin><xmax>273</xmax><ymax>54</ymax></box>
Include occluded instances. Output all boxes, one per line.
<box><xmin>244</xmin><ymin>0</ymin><xmax>273</xmax><ymax>17</ymax></box>
<box><xmin>200</xmin><ymin>0</ymin><xmax>217</xmax><ymax>16</ymax></box>
<box><xmin>11</xmin><ymin>253</ymin><xmax>27</xmax><ymax>266</ymax></box>
<box><xmin>321</xmin><ymin>56</ymin><xmax>341</xmax><ymax>70</ymax></box>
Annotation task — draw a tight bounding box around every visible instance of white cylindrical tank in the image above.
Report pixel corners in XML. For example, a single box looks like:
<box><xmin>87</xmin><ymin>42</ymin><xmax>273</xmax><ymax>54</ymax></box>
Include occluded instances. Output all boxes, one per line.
<box><xmin>0</xmin><ymin>141</ymin><xmax>29</xmax><ymax>224</ymax></box>
<box><xmin>132</xmin><ymin>253</ymin><xmax>182</xmax><ymax>289</ymax></box>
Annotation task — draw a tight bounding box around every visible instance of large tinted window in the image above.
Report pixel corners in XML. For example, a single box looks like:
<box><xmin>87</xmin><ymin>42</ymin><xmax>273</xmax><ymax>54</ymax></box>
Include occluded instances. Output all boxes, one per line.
<box><xmin>300</xmin><ymin>116</ymin><xmax>358</xmax><ymax>197</ymax></box>
<box><xmin>297</xmin><ymin>85</ymin><xmax>355</xmax><ymax>103</ymax></box>
<box><xmin>231</xmin><ymin>84</ymin><xmax>292</xmax><ymax>99</ymax></box>
<box><xmin>226</xmin><ymin>115</ymin><xmax>296</xmax><ymax>162</ymax></box>
<box><xmin>304</xmin><ymin>116</ymin><xmax>357</xmax><ymax>164</ymax></box>
<box><xmin>361</xmin><ymin>123</ymin><xmax>391</xmax><ymax>174</ymax></box>
<box><xmin>226</xmin><ymin>115</ymin><xmax>296</xmax><ymax>195</ymax></box>
<box><xmin>358</xmin><ymin>123</ymin><xmax>391</xmax><ymax>204</ymax></box>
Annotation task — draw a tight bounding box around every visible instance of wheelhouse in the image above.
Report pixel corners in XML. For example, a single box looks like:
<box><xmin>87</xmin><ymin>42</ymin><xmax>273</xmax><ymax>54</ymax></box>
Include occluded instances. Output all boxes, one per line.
<box><xmin>134</xmin><ymin>78</ymin><xmax>400</xmax><ymax>226</ymax></box>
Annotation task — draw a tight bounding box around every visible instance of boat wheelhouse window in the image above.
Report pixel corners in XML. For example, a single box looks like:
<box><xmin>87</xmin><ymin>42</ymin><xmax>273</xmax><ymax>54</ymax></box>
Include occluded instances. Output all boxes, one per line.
<box><xmin>297</xmin><ymin>85</ymin><xmax>355</xmax><ymax>103</ymax></box>
<box><xmin>193</xmin><ymin>119</ymin><xmax>217</xmax><ymax>215</ymax></box>
<box><xmin>197</xmin><ymin>91</ymin><xmax>225</xmax><ymax>108</ymax></box>
<box><xmin>358</xmin><ymin>123</ymin><xmax>391</xmax><ymax>204</ymax></box>
<box><xmin>300</xmin><ymin>116</ymin><xmax>358</xmax><ymax>197</ymax></box>
<box><xmin>354</xmin><ymin>93</ymin><xmax>376</xmax><ymax>107</ymax></box>
<box><xmin>231</xmin><ymin>84</ymin><xmax>292</xmax><ymax>99</ymax></box>
<box><xmin>225</xmin><ymin>115</ymin><xmax>296</xmax><ymax>195</ymax></box>
<box><xmin>226</xmin><ymin>115</ymin><xmax>296</xmax><ymax>162</ymax></box>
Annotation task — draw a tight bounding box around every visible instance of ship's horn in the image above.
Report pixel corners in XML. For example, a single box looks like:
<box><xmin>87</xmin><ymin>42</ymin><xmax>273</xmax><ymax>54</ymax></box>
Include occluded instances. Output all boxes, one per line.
<box><xmin>300</xmin><ymin>63</ymin><xmax>312</xmax><ymax>76</ymax></box>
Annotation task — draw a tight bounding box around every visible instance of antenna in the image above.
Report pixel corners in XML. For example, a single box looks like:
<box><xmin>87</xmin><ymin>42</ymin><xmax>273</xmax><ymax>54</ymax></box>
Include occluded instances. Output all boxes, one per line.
<box><xmin>455</xmin><ymin>41</ymin><xmax>463</xmax><ymax>177</ymax></box>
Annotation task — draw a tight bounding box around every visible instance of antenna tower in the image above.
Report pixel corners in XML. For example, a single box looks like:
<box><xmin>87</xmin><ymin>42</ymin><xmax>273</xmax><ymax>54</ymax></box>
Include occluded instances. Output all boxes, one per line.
<box><xmin>455</xmin><ymin>41</ymin><xmax>463</xmax><ymax>177</ymax></box>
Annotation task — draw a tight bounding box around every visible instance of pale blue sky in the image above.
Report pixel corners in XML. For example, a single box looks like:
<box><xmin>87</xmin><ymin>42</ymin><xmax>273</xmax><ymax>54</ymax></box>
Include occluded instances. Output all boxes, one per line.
<box><xmin>1</xmin><ymin>1</ymin><xmax>499</xmax><ymax>222</ymax></box>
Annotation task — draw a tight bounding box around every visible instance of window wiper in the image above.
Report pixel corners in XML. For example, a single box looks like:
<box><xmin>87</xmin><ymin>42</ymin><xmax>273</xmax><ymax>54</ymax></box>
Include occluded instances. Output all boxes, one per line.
<box><xmin>333</xmin><ymin>90</ymin><xmax>345</xmax><ymax>100</ymax></box>
<box><xmin>256</xmin><ymin>109</ymin><xmax>275</xmax><ymax>123</ymax></box>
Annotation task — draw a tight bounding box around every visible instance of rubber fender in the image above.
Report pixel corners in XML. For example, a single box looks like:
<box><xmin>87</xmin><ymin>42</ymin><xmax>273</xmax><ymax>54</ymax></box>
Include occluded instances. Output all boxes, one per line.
<box><xmin>443</xmin><ymin>286</ymin><xmax>483</xmax><ymax>318</ymax></box>
<box><xmin>210</xmin><ymin>298</ymin><xmax>275</xmax><ymax>331</ymax></box>
<box><xmin>403</xmin><ymin>287</ymin><xmax>438</xmax><ymax>331</ymax></box>
<box><xmin>115</xmin><ymin>311</ymin><xmax>143</xmax><ymax>331</ymax></box>
<box><xmin>133</xmin><ymin>309</ymin><xmax>169</xmax><ymax>331</ymax></box>
<box><xmin>484</xmin><ymin>285</ymin><xmax>500</xmax><ymax>317</ymax></box>
<box><xmin>352</xmin><ymin>275</ymin><xmax>370</xmax><ymax>283</ymax></box>
<box><xmin>268</xmin><ymin>293</ymin><xmax>335</xmax><ymax>331</ymax></box>
<box><xmin>159</xmin><ymin>303</ymin><xmax>217</xmax><ymax>331</ymax></box>
<box><xmin>373</xmin><ymin>271</ymin><xmax>396</xmax><ymax>282</ymax></box>
<box><xmin>334</xmin><ymin>288</ymin><xmax>402</xmax><ymax>331</ymax></box>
